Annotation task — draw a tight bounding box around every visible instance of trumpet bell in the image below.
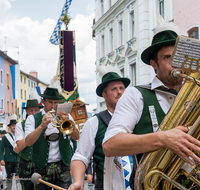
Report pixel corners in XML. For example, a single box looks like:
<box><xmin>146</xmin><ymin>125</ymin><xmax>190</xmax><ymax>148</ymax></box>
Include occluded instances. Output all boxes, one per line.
<box><xmin>60</xmin><ymin>120</ymin><xmax>75</xmax><ymax>135</ymax></box>
<box><xmin>47</xmin><ymin>110</ymin><xmax>75</xmax><ymax>134</ymax></box>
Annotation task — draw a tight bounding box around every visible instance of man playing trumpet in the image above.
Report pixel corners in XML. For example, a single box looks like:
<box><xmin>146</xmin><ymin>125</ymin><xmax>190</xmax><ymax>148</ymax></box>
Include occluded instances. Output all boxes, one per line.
<box><xmin>25</xmin><ymin>87</ymin><xmax>80</xmax><ymax>190</ymax></box>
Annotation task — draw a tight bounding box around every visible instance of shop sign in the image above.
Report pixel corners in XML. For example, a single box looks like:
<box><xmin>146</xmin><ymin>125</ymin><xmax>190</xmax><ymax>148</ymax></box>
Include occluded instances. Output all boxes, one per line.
<box><xmin>0</xmin><ymin>109</ymin><xmax>4</xmax><ymax>116</ymax></box>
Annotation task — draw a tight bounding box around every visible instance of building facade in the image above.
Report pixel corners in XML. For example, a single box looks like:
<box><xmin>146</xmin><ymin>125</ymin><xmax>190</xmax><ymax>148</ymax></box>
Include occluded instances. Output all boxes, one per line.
<box><xmin>17</xmin><ymin>70</ymin><xmax>49</xmax><ymax>121</ymax></box>
<box><xmin>0</xmin><ymin>51</ymin><xmax>19</xmax><ymax>128</ymax></box>
<box><xmin>174</xmin><ymin>0</ymin><xmax>200</xmax><ymax>40</ymax></box>
<box><xmin>17</xmin><ymin>71</ymin><xmax>29</xmax><ymax>120</ymax></box>
<box><xmin>92</xmin><ymin>0</ymin><xmax>174</xmax><ymax>112</ymax></box>
<box><xmin>0</xmin><ymin>55</ymin><xmax>6</xmax><ymax>129</ymax></box>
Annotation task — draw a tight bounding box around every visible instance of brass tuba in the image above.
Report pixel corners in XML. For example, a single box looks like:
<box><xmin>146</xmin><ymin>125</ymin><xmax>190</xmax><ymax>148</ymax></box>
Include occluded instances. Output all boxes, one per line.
<box><xmin>135</xmin><ymin>63</ymin><xmax>200</xmax><ymax>189</ymax></box>
<box><xmin>48</xmin><ymin>110</ymin><xmax>75</xmax><ymax>135</ymax></box>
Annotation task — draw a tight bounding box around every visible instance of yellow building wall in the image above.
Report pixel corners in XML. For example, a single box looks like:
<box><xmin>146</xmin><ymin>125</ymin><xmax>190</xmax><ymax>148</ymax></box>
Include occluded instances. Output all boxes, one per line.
<box><xmin>17</xmin><ymin>73</ymin><xmax>28</xmax><ymax>122</ymax></box>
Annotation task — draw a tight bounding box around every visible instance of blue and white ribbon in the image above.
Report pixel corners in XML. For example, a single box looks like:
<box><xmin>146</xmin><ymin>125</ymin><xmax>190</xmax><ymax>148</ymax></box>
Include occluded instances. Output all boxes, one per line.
<box><xmin>49</xmin><ymin>0</ymin><xmax>72</xmax><ymax>45</ymax></box>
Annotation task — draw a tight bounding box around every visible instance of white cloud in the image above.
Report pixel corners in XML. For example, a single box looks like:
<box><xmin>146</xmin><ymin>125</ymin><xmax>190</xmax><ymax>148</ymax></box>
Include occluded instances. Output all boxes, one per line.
<box><xmin>85</xmin><ymin>3</ymin><xmax>95</xmax><ymax>15</ymax></box>
<box><xmin>0</xmin><ymin>1</ymin><xmax>97</xmax><ymax>112</ymax></box>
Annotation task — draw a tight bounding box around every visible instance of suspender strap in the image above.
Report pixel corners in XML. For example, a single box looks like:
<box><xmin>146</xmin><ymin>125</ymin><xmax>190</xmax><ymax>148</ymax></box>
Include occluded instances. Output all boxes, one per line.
<box><xmin>137</xmin><ymin>84</ymin><xmax>178</xmax><ymax>96</ymax></box>
<box><xmin>98</xmin><ymin>110</ymin><xmax>112</xmax><ymax>127</ymax></box>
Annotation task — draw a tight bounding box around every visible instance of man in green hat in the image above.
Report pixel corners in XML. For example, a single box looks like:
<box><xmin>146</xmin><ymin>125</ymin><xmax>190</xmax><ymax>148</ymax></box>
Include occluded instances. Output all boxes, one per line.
<box><xmin>14</xmin><ymin>99</ymin><xmax>43</xmax><ymax>190</ymax></box>
<box><xmin>68</xmin><ymin>68</ymin><xmax>130</xmax><ymax>190</ymax></box>
<box><xmin>25</xmin><ymin>87</ymin><xmax>80</xmax><ymax>190</ymax></box>
<box><xmin>102</xmin><ymin>22</ymin><xmax>200</xmax><ymax>188</ymax></box>
<box><xmin>0</xmin><ymin>118</ymin><xmax>19</xmax><ymax>189</ymax></box>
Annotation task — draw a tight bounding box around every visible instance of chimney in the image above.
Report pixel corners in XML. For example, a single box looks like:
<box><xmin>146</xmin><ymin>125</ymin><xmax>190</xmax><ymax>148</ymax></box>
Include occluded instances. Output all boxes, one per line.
<box><xmin>29</xmin><ymin>70</ymin><xmax>38</xmax><ymax>78</ymax></box>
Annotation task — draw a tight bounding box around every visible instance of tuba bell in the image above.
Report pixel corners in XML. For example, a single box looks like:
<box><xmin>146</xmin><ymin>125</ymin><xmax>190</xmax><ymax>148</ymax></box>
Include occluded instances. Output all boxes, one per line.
<box><xmin>135</xmin><ymin>36</ymin><xmax>200</xmax><ymax>190</ymax></box>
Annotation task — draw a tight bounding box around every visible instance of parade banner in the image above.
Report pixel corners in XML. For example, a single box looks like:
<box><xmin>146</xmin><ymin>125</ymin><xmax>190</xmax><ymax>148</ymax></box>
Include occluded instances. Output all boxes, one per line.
<box><xmin>60</xmin><ymin>30</ymin><xmax>74</xmax><ymax>92</ymax></box>
<box><xmin>59</xmin><ymin>31</ymin><xmax>79</xmax><ymax>102</ymax></box>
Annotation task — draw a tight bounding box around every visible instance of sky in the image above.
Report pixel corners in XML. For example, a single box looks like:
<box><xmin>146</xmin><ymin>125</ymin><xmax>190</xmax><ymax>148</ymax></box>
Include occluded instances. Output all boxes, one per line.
<box><xmin>0</xmin><ymin>0</ymin><xmax>97</xmax><ymax>113</ymax></box>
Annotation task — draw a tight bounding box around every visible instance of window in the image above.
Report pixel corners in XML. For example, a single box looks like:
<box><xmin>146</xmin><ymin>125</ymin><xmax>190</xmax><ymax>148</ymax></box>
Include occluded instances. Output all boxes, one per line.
<box><xmin>101</xmin><ymin>35</ymin><xmax>105</xmax><ymax>57</ymax></box>
<box><xmin>17</xmin><ymin>107</ymin><xmax>20</xmax><ymax>118</ymax></box>
<box><xmin>1</xmin><ymin>98</ymin><xmax>4</xmax><ymax>109</ymax></box>
<box><xmin>12</xmin><ymin>102</ymin><xmax>14</xmax><ymax>114</ymax></box>
<box><xmin>109</xmin><ymin>28</ymin><xmax>113</xmax><ymax>52</ymax></box>
<box><xmin>0</xmin><ymin>70</ymin><xmax>3</xmax><ymax>84</ymax></box>
<box><xmin>21</xmin><ymin>89</ymin><xmax>23</xmax><ymax>99</ymax></box>
<box><xmin>31</xmin><ymin>81</ymin><xmax>33</xmax><ymax>88</ymax></box>
<box><xmin>7</xmin><ymin>73</ymin><xmax>9</xmax><ymax>87</ymax></box>
<box><xmin>120</xmin><ymin>67</ymin><xmax>124</xmax><ymax>77</ymax></box>
<box><xmin>159</xmin><ymin>0</ymin><xmax>164</xmax><ymax>19</ymax></box>
<box><xmin>129</xmin><ymin>63</ymin><xmax>136</xmax><ymax>86</ymax></box>
<box><xmin>28</xmin><ymin>80</ymin><xmax>30</xmax><ymax>87</ymax></box>
<box><xmin>0</xmin><ymin>124</ymin><xmax>3</xmax><ymax>128</ymax></box>
<box><xmin>109</xmin><ymin>0</ymin><xmax>112</xmax><ymax>8</ymax></box>
<box><xmin>7</xmin><ymin>101</ymin><xmax>9</xmax><ymax>113</ymax></box>
<box><xmin>24</xmin><ymin>90</ymin><xmax>26</xmax><ymax>100</ymax></box>
<box><xmin>101</xmin><ymin>0</ymin><xmax>104</xmax><ymax>16</ymax></box>
<box><xmin>78</xmin><ymin>109</ymin><xmax>84</xmax><ymax>116</ymax></box>
<box><xmin>119</xmin><ymin>20</ymin><xmax>123</xmax><ymax>46</ymax></box>
<box><xmin>21</xmin><ymin>75</ymin><xmax>22</xmax><ymax>83</ymax></box>
<box><xmin>24</xmin><ymin>77</ymin><xmax>26</xmax><ymax>84</ymax></box>
<box><xmin>130</xmin><ymin>11</ymin><xmax>135</xmax><ymax>38</ymax></box>
<box><xmin>188</xmin><ymin>27</ymin><xmax>199</xmax><ymax>39</ymax></box>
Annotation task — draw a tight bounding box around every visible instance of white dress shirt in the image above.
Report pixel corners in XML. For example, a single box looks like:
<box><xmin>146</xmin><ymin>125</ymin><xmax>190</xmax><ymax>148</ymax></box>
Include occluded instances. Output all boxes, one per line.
<box><xmin>103</xmin><ymin>76</ymin><xmax>176</xmax><ymax>144</ymax></box>
<box><xmin>14</xmin><ymin>122</ymin><xmax>24</xmax><ymax>149</ymax></box>
<box><xmin>25</xmin><ymin>109</ymin><xmax>75</xmax><ymax>163</ymax></box>
<box><xmin>72</xmin><ymin>111</ymin><xmax>112</xmax><ymax>168</ymax></box>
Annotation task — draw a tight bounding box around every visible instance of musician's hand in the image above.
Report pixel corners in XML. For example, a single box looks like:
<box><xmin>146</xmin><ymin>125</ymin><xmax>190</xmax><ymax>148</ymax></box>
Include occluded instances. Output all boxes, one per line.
<box><xmin>160</xmin><ymin>126</ymin><xmax>200</xmax><ymax>165</ymax></box>
<box><xmin>41</xmin><ymin>113</ymin><xmax>51</xmax><ymax>129</ymax></box>
<box><xmin>0</xmin><ymin>160</ymin><xmax>5</xmax><ymax>166</ymax></box>
<box><xmin>57</xmin><ymin>111</ymin><xmax>69</xmax><ymax>122</ymax></box>
<box><xmin>68</xmin><ymin>183</ymin><xmax>83</xmax><ymax>190</ymax></box>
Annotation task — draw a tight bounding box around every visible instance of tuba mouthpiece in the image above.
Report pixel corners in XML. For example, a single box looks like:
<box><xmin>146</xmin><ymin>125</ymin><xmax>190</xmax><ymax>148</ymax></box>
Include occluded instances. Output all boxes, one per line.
<box><xmin>171</xmin><ymin>69</ymin><xmax>181</xmax><ymax>78</ymax></box>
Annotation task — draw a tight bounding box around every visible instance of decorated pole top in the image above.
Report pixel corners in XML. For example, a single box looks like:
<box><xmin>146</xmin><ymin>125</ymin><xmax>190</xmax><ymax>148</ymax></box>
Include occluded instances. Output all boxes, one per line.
<box><xmin>60</xmin><ymin>12</ymin><xmax>71</xmax><ymax>30</ymax></box>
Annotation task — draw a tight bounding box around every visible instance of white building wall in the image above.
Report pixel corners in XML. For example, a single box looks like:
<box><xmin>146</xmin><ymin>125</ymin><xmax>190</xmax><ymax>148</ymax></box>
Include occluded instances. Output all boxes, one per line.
<box><xmin>93</xmin><ymin>0</ymin><xmax>173</xmax><ymax>112</ymax></box>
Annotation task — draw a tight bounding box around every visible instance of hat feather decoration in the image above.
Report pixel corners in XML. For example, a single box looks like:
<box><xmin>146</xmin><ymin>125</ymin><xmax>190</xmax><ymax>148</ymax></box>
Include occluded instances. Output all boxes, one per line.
<box><xmin>154</xmin><ymin>15</ymin><xmax>182</xmax><ymax>35</ymax></box>
<box><xmin>95</xmin><ymin>64</ymin><xmax>131</xmax><ymax>97</ymax></box>
<box><xmin>29</xmin><ymin>90</ymin><xmax>41</xmax><ymax>103</ymax></box>
<box><xmin>95</xmin><ymin>64</ymin><xmax>122</xmax><ymax>78</ymax></box>
<box><xmin>50</xmin><ymin>76</ymin><xmax>62</xmax><ymax>94</ymax></box>
<box><xmin>10</xmin><ymin>114</ymin><xmax>17</xmax><ymax>120</ymax></box>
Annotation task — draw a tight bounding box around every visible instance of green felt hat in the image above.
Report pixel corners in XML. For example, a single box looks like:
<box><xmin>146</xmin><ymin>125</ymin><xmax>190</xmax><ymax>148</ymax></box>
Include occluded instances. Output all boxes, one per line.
<box><xmin>1</xmin><ymin>130</ymin><xmax>6</xmax><ymax>134</ymax></box>
<box><xmin>39</xmin><ymin>87</ymin><xmax>63</xmax><ymax>100</ymax></box>
<box><xmin>22</xmin><ymin>99</ymin><xmax>44</xmax><ymax>109</ymax></box>
<box><xmin>96</xmin><ymin>72</ymin><xmax>130</xmax><ymax>97</ymax></box>
<box><xmin>7</xmin><ymin>119</ymin><xmax>17</xmax><ymax>127</ymax></box>
<box><xmin>141</xmin><ymin>30</ymin><xmax>178</xmax><ymax>65</ymax></box>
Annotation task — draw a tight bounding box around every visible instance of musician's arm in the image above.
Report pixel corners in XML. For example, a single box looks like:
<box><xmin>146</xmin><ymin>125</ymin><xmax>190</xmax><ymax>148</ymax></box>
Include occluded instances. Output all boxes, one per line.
<box><xmin>69</xmin><ymin>160</ymin><xmax>85</xmax><ymax>190</ymax></box>
<box><xmin>14</xmin><ymin>122</ymin><xmax>26</xmax><ymax>153</ymax></box>
<box><xmin>70</xmin><ymin>127</ymin><xmax>80</xmax><ymax>140</ymax></box>
<box><xmin>15</xmin><ymin>139</ymin><xmax>26</xmax><ymax>153</ymax></box>
<box><xmin>103</xmin><ymin>132</ymin><xmax>162</xmax><ymax>156</ymax></box>
<box><xmin>103</xmin><ymin>125</ymin><xmax>200</xmax><ymax>166</ymax></box>
<box><xmin>69</xmin><ymin>117</ymin><xmax>97</xmax><ymax>190</ymax></box>
<box><xmin>25</xmin><ymin>115</ymin><xmax>50</xmax><ymax>147</ymax></box>
<box><xmin>102</xmin><ymin>87</ymin><xmax>200</xmax><ymax>165</ymax></box>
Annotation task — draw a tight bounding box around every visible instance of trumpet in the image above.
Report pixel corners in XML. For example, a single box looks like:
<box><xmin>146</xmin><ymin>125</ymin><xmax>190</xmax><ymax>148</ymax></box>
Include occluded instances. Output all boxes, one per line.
<box><xmin>47</xmin><ymin>110</ymin><xmax>75</xmax><ymax>135</ymax></box>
